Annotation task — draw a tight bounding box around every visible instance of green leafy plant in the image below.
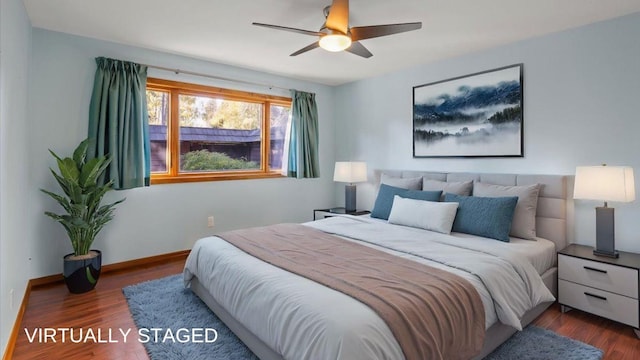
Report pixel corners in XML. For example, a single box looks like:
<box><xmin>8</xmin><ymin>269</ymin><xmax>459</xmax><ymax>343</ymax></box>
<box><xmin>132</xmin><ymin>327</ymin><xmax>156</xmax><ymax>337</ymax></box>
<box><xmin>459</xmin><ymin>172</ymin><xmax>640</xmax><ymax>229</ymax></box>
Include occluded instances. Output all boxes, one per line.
<box><xmin>41</xmin><ymin>139</ymin><xmax>125</xmax><ymax>257</ymax></box>
<box><xmin>181</xmin><ymin>150</ymin><xmax>259</xmax><ymax>171</ymax></box>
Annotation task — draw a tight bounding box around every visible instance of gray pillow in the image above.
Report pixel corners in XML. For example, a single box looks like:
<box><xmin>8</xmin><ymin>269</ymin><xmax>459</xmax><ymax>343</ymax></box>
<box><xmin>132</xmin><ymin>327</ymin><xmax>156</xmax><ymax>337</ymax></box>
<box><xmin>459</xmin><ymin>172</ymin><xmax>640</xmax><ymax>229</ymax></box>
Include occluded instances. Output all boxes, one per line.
<box><xmin>422</xmin><ymin>179</ymin><xmax>473</xmax><ymax>200</ymax></box>
<box><xmin>473</xmin><ymin>182</ymin><xmax>541</xmax><ymax>240</ymax></box>
<box><xmin>380</xmin><ymin>173</ymin><xmax>422</xmax><ymax>190</ymax></box>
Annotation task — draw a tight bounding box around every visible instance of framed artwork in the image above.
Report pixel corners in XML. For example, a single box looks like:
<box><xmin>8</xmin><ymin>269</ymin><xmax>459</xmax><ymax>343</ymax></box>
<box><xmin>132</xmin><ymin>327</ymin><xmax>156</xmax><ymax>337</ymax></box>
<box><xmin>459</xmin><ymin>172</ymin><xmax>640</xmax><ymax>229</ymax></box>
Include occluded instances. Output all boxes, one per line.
<box><xmin>413</xmin><ymin>64</ymin><xmax>523</xmax><ymax>158</ymax></box>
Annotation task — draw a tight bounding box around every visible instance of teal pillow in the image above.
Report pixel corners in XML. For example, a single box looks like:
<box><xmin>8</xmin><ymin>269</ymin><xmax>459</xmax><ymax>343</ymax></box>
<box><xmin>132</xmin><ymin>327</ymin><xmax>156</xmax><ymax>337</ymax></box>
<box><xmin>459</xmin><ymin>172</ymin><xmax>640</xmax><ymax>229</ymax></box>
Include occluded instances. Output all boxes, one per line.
<box><xmin>444</xmin><ymin>193</ymin><xmax>518</xmax><ymax>242</ymax></box>
<box><xmin>371</xmin><ymin>184</ymin><xmax>442</xmax><ymax>220</ymax></box>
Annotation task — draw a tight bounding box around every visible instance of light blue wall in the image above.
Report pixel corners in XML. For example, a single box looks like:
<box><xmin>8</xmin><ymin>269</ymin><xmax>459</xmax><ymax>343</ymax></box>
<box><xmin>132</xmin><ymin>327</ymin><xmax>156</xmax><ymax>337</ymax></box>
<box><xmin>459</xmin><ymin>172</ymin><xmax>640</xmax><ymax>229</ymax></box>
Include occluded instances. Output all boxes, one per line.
<box><xmin>334</xmin><ymin>12</ymin><xmax>640</xmax><ymax>253</ymax></box>
<box><xmin>0</xmin><ymin>0</ymin><xmax>32</xmax><ymax>352</ymax></box>
<box><xmin>26</xmin><ymin>29</ymin><xmax>336</xmax><ymax>280</ymax></box>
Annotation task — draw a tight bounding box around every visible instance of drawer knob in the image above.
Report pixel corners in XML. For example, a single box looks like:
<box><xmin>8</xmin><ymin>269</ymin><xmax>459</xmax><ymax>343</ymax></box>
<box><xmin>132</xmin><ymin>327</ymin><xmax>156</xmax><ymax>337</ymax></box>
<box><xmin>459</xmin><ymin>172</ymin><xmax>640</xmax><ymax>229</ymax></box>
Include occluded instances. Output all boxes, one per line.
<box><xmin>584</xmin><ymin>292</ymin><xmax>608</xmax><ymax>301</ymax></box>
<box><xmin>583</xmin><ymin>266</ymin><xmax>607</xmax><ymax>274</ymax></box>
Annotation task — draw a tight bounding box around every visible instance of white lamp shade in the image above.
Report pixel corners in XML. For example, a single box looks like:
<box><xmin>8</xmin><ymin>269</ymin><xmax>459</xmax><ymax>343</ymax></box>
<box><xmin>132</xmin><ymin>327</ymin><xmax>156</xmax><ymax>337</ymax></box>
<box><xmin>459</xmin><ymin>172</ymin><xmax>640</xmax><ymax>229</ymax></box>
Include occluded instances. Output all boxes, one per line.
<box><xmin>319</xmin><ymin>34</ymin><xmax>352</xmax><ymax>52</ymax></box>
<box><xmin>333</xmin><ymin>162</ymin><xmax>367</xmax><ymax>183</ymax></box>
<box><xmin>574</xmin><ymin>166</ymin><xmax>635</xmax><ymax>202</ymax></box>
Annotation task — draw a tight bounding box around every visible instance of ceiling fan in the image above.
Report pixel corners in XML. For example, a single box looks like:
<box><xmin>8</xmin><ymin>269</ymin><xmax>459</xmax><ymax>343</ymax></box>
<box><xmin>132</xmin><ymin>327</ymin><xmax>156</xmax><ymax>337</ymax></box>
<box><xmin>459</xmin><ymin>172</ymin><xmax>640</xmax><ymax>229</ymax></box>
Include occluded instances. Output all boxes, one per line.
<box><xmin>252</xmin><ymin>0</ymin><xmax>422</xmax><ymax>58</ymax></box>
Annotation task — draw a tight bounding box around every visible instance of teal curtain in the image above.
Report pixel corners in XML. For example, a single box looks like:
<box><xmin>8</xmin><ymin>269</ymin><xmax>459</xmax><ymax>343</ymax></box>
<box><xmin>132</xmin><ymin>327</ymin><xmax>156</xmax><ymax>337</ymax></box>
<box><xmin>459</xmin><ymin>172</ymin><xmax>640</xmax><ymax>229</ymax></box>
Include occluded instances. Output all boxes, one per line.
<box><xmin>287</xmin><ymin>90</ymin><xmax>320</xmax><ymax>178</ymax></box>
<box><xmin>88</xmin><ymin>57</ymin><xmax>149</xmax><ymax>189</ymax></box>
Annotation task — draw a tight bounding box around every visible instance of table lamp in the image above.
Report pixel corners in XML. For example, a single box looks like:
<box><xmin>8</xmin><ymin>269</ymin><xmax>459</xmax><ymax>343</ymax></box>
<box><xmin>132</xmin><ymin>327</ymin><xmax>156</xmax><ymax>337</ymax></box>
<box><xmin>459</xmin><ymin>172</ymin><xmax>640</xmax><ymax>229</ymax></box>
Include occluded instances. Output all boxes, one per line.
<box><xmin>573</xmin><ymin>165</ymin><xmax>635</xmax><ymax>258</ymax></box>
<box><xmin>333</xmin><ymin>162</ymin><xmax>367</xmax><ymax>212</ymax></box>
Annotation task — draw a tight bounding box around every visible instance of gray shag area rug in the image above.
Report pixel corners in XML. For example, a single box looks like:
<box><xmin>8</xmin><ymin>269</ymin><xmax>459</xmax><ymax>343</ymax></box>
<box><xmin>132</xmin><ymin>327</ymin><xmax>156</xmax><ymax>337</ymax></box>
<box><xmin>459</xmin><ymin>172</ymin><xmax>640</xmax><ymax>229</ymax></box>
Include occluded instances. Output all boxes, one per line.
<box><xmin>485</xmin><ymin>324</ymin><xmax>603</xmax><ymax>360</ymax></box>
<box><xmin>123</xmin><ymin>274</ymin><xmax>258</xmax><ymax>360</ymax></box>
<box><xmin>124</xmin><ymin>274</ymin><xmax>603</xmax><ymax>360</ymax></box>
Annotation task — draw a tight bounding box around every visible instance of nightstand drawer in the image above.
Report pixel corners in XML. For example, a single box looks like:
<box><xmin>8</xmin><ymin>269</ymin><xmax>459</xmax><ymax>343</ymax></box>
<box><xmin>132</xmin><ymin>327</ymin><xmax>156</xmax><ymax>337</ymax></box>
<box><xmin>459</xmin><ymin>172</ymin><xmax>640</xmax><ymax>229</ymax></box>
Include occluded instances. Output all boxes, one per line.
<box><xmin>559</xmin><ymin>280</ymin><xmax>639</xmax><ymax>327</ymax></box>
<box><xmin>558</xmin><ymin>254</ymin><xmax>639</xmax><ymax>298</ymax></box>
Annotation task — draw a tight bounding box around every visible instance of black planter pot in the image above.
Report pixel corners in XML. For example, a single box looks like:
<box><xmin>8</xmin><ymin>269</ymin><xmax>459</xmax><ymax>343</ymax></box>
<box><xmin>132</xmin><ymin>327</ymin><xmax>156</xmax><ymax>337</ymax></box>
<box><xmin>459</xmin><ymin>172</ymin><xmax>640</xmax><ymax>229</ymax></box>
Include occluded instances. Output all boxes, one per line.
<box><xmin>63</xmin><ymin>250</ymin><xmax>102</xmax><ymax>294</ymax></box>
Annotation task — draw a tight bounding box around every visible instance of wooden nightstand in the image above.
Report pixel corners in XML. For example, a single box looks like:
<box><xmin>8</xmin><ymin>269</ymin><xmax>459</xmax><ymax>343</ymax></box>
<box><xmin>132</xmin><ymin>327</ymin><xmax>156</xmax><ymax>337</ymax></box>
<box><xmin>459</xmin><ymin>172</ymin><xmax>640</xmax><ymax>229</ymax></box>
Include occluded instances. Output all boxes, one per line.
<box><xmin>313</xmin><ymin>207</ymin><xmax>370</xmax><ymax>221</ymax></box>
<box><xmin>558</xmin><ymin>243</ymin><xmax>640</xmax><ymax>338</ymax></box>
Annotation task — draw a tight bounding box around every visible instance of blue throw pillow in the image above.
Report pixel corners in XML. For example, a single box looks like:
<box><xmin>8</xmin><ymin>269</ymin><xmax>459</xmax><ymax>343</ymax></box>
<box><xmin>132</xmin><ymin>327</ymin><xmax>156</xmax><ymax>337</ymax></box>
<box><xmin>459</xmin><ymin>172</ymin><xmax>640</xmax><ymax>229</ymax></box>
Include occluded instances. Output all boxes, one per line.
<box><xmin>444</xmin><ymin>193</ymin><xmax>518</xmax><ymax>242</ymax></box>
<box><xmin>371</xmin><ymin>184</ymin><xmax>442</xmax><ymax>220</ymax></box>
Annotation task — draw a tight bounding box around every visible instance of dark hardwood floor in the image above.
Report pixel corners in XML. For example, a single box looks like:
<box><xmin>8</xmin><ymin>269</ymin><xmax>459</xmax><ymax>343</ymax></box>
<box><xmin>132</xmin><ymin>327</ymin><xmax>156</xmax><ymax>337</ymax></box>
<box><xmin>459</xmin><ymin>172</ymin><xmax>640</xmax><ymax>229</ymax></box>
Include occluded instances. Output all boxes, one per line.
<box><xmin>533</xmin><ymin>303</ymin><xmax>640</xmax><ymax>359</ymax></box>
<box><xmin>9</xmin><ymin>254</ymin><xmax>640</xmax><ymax>359</ymax></box>
<box><xmin>11</xmin><ymin>257</ymin><xmax>185</xmax><ymax>360</ymax></box>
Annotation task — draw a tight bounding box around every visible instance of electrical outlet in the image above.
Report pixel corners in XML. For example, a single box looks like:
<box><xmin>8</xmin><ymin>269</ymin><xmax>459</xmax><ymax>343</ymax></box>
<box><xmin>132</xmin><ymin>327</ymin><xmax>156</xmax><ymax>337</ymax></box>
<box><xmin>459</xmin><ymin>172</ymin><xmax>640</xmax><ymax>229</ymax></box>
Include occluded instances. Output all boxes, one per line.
<box><xmin>207</xmin><ymin>216</ymin><xmax>215</xmax><ymax>228</ymax></box>
<box><xmin>9</xmin><ymin>289</ymin><xmax>14</xmax><ymax>310</ymax></box>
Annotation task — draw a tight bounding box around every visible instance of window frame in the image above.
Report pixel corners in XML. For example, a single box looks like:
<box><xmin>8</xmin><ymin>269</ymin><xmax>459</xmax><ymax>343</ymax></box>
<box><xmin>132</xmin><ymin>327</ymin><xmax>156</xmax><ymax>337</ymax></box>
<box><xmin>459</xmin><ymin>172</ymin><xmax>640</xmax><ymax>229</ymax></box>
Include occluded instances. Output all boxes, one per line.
<box><xmin>147</xmin><ymin>78</ymin><xmax>291</xmax><ymax>184</ymax></box>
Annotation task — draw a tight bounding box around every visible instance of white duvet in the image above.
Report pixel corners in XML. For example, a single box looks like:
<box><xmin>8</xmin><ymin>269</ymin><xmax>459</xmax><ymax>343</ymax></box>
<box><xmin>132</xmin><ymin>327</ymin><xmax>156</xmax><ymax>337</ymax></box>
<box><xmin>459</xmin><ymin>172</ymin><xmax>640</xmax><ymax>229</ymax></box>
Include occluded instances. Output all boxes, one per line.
<box><xmin>184</xmin><ymin>216</ymin><xmax>555</xmax><ymax>360</ymax></box>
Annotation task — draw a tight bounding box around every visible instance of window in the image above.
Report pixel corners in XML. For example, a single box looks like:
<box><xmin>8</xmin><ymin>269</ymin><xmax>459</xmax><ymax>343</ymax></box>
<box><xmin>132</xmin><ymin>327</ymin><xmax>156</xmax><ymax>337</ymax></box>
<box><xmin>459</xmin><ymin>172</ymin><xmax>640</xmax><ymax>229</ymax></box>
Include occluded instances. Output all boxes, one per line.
<box><xmin>146</xmin><ymin>78</ymin><xmax>291</xmax><ymax>184</ymax></box>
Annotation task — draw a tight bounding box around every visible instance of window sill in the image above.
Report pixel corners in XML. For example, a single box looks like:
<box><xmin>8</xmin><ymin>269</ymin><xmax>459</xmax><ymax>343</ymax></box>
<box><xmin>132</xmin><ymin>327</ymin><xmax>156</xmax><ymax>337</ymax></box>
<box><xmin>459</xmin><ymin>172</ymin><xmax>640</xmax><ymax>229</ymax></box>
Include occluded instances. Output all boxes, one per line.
<box><xmin>151</xmin><ymin>171</ymin><xmax>285</xmax><ymax>185</ymax></box>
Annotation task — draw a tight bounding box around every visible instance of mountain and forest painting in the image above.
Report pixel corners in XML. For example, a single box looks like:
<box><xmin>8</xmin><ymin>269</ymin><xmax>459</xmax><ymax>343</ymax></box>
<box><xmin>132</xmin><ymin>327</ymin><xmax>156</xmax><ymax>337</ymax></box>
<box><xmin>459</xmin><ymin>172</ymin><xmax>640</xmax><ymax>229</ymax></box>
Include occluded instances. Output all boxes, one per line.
<box><xmin>413</xmin><ymin>64</ymin><xmax>523</xmax><ymax>157</ymax></box>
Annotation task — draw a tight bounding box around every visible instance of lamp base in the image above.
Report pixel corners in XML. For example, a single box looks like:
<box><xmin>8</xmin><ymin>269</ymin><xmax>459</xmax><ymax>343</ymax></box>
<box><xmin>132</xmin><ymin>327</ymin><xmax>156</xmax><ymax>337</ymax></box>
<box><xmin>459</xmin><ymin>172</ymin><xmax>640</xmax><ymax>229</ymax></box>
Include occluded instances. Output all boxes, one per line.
<box><xmin>594</xmin><ymin>206</ymin><xmax>618</xmax><ymax>258</ymax></box>
<box><xmin>593</xmin><ymin>249</ymin><xmax>619</xmax><ymax>258</ymax></box>
<box><xmin>345</xmin><ymin>184</ymin><xmax>357</xmax><ymax>212</ymax></box>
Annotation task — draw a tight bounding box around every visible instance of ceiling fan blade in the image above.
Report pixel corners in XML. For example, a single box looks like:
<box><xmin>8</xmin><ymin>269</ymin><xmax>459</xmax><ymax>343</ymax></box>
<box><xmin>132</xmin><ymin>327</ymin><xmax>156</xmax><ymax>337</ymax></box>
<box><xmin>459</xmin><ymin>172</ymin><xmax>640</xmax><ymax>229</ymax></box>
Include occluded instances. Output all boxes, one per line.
<box><xmin>345</xmin><ymin>41</ymin><xmax>373</xmax><ymax>58</ymax></box>
<box><xmin>351</xmin><ymin>22</ymin><xmax>422</xmax><ymax>41</ymax></box>
<box><xmin>252</xmin><ymin>22</ymin><xmax>323</xmax><ymax>37</ymax></box>
<box><xmin>290</xmin><ymin>42</ymin><xmax>320</xmax><ymax>56</ymax></box>
<box><xmin>325</xmin><ymin>0</ymin><xmax>349</xmax><ymax>34</ymax></box>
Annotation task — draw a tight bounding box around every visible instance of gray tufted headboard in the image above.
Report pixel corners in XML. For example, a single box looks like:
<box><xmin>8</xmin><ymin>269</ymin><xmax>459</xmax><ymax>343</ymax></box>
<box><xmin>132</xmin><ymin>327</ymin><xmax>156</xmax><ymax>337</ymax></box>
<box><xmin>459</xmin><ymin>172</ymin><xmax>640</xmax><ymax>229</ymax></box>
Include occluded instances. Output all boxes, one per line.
<box><xmin>373</xmin><ymin>170</ymin><xmax>569</xmax><ymax>250</ymax></box>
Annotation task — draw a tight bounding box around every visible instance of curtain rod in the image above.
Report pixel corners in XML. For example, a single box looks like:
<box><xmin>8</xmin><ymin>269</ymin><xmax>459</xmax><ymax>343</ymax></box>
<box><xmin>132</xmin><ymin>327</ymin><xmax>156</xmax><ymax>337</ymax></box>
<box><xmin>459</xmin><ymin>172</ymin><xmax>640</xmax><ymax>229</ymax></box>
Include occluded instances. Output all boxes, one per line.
<box><xmin>139</xmin><ymin>63</ymin><xmax>293</xmax><ymax>92</ymax></box>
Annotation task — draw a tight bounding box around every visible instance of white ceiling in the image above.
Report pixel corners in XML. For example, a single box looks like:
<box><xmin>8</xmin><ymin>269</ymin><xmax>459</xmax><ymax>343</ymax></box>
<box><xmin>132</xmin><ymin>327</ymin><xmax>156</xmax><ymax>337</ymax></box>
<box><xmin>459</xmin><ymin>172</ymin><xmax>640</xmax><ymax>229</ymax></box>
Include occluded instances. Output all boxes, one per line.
<box><xmin>23</xmin><ymin>0</ymin><xmax>640</xmax><ymax>86</ymax></box>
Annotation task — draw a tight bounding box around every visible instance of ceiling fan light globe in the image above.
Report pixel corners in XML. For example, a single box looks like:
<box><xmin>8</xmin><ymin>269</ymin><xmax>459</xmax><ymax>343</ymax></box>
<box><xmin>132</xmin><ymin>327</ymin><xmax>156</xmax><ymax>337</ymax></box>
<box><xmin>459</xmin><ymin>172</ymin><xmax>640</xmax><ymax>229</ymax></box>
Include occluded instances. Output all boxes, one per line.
<box><xmin>319</xmin><ymin>34</ymin><xmax>352</xmax><ymax>52</ymax></box>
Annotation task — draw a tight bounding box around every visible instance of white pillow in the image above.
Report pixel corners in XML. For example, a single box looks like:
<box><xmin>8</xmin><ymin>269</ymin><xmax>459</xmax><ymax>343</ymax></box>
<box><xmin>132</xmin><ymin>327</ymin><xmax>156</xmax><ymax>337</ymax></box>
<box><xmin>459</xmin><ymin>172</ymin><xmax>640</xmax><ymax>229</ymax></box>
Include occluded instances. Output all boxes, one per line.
<box><xmin>388</xmin><ymin>196</ymin><xmax>459</xmax><ymax>234</ymax></box>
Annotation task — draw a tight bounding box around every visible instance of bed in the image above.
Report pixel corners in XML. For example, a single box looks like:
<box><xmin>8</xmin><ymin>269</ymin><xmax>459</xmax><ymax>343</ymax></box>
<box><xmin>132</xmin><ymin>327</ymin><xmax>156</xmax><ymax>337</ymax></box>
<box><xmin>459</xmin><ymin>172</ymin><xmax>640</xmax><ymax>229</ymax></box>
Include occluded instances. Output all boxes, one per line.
<box><xmin>184</xmin><ymin>171</ymin><xmax>569</xmax><ymax>360</ymax></box>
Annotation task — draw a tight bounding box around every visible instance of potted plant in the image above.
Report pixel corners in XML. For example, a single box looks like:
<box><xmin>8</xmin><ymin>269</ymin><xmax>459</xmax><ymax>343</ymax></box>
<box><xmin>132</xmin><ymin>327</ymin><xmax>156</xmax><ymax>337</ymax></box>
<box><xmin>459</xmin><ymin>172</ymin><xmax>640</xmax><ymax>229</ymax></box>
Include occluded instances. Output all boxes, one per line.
<box><xmin>41</xmin><ymin>138</ymin><xmax>125</xmax><ymax>294</ymax></box>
